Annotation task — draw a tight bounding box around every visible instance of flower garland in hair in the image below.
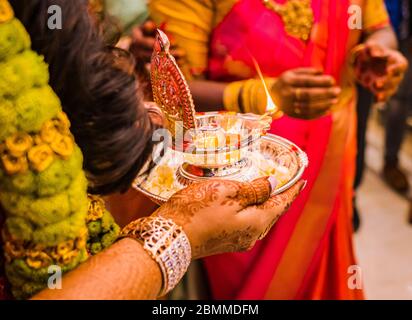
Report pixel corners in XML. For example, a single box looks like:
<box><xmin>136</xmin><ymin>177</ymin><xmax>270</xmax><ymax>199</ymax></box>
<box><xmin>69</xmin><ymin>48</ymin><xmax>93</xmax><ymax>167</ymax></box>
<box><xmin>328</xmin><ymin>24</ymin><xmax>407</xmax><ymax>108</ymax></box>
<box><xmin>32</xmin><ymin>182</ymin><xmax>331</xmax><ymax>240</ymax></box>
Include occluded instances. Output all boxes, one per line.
<box><xmin>0</xmin><ymin>0</ymin><xmax>119</xmax><ymax>299</ymax></box>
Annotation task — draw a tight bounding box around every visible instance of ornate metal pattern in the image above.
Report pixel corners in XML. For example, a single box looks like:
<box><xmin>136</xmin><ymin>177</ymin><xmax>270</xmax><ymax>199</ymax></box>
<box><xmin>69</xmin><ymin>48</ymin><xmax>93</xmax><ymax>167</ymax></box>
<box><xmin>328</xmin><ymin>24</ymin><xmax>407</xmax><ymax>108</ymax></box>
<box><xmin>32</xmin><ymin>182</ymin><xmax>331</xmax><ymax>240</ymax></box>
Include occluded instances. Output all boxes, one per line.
<box><xmin>120</xmin><ymin>217</ymin><xmax>192</xmax><ymax>297</ymax></box>
<box><xmin>151</xmin><ymin>30</ymin><xmax>197</xmax><ymax>139</ymax></box>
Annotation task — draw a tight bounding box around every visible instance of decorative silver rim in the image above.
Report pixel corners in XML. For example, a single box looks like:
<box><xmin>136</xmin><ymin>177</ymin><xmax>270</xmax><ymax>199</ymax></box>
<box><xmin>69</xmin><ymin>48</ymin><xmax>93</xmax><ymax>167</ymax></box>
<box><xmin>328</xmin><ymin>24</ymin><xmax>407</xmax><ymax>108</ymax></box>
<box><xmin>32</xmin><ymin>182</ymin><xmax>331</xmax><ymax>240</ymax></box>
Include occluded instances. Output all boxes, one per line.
<box><xmin>133</xmin><ymin>134</ymin><xmax>309</xmax><ymax>203</ymax></box>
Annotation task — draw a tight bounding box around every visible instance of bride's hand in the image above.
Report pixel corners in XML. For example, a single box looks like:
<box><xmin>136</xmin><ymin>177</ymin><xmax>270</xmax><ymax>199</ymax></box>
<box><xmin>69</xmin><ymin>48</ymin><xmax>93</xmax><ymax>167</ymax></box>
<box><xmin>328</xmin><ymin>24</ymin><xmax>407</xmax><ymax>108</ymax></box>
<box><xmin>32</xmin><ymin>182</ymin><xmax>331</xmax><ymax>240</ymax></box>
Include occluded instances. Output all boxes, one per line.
<box><xmin>153</xmin><ymin>177</ymin><xmax>305</xmax><ymax>259</ymax></box>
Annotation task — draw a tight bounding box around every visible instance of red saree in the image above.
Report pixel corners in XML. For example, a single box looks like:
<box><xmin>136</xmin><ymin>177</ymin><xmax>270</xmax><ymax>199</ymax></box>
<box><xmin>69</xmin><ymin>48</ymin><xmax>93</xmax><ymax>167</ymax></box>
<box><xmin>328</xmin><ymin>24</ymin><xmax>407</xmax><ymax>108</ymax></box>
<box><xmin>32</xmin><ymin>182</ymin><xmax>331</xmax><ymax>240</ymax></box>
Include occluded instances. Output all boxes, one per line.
<box><xmin>203</xmin><ymin>0</ymin><xmax>364</xmax><ymax>300</ymax></box>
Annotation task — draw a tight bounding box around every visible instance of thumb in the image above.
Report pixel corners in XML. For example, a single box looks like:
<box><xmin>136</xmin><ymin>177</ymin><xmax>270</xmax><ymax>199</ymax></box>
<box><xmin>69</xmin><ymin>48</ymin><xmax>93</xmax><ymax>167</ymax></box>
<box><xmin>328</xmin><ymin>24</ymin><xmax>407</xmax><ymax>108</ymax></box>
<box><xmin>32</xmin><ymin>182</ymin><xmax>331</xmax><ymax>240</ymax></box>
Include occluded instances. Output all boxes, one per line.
<box><xmin>366</xmin><ymin>43</ymin><xmax>386</xmax><ymax>58</ymax></box>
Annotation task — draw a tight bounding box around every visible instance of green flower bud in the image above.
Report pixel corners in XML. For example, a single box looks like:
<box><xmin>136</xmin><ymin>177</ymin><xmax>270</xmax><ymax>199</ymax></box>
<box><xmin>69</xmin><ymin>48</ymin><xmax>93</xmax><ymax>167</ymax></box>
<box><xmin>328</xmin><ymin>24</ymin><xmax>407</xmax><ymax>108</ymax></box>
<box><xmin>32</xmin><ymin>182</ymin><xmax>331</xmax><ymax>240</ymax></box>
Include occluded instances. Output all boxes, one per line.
<box><xmin>15</xmin><ymin>86</ymin><xmax>61</xmax><ymax>132</ymax></box>
<box><xmin>0</xmin><ymin>19</ymin><xmax>30</xmax><ymax>62</ymax></box>
<box><xmin>87</xmin><ymin>220</ymin><xmax>102</xmax><ymax>239</ymax></box>
<box><xmin>4</xmin><ymin>216</ymin><xmax>34</xmax><ymax>241</ymax></box>
<box><xmin>88</xmin><ymin>242</ymin><xmax>103</xmax><ymax>255</ymax></box>
<box><xmin>32</xmin><ymin>209</ymin><xmax>88</xmax><ymax>246</ymax></box>
<box><xmin>101</xmin><ymin>227</ymin><xmax>120</xmax><ymax>248</ymax></box>
<box><xmin>0</xmin><ymin>98</ymin><xmax>17</xmax><ymax>141</ymax></box>
<box><xmin>0</xmin><ymin>51</ymin><xmax>49</xmax><ymax>99</ymax></box>
<box><xmin>67</xmin><ymin>172</ymin><xmax>88</xmax><ymax>213</ymax></box>
<box><xmin>37</xmin><ymin>147</ymin><xmax>83</xmax><ymax>197</ymax></box>
<box><xmin>1</xmin><ymin>170</ymin><xmax>37</xmax><ymax>195</ymax></box>
<box><xmin>1</xmin><ymin>190</ymin><xmax>70</xmax><ymax>227</ymax></box>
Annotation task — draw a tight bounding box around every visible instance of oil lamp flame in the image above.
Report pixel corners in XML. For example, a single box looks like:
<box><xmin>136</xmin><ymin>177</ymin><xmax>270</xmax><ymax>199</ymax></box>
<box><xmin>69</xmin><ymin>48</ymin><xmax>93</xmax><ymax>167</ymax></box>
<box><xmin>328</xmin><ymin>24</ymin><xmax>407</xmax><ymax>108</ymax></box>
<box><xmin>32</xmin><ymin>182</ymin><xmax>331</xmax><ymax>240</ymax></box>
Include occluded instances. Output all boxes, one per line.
<box><xmin>251</xmin><ymin>57</ymin><xmax>278</xmax><ymax>114</ymax></box>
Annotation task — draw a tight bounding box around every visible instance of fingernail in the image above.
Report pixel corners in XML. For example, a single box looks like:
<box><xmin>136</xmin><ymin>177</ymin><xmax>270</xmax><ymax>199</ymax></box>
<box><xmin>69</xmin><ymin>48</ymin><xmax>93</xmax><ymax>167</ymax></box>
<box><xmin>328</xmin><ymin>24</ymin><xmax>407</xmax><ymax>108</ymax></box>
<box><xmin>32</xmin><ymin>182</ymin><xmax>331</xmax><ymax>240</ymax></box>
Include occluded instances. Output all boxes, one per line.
<box><xmin>268</xmin><ymin>176</ymin><xmax>278</xmax><ymax>192</ymax></box>
<box><xmin>333</xmin><ymin>87</ymin><xmax>341</xmax><ymax>95</ymax></box>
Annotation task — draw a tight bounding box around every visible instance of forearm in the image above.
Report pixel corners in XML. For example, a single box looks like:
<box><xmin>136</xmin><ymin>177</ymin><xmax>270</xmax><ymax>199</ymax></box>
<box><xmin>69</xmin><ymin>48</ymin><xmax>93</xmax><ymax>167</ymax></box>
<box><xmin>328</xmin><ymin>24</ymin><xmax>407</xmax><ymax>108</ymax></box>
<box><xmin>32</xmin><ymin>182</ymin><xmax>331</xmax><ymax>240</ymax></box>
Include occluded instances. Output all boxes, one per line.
<box><xmin>188</xmin><ymin>80</ymin><xmax>227</xmax><ymax>112</ymax></box>
<box><xmin>364</xmin><ymin>26</ymin><xmax>398</xmax><ymax>50</ymax></box>
<box><xmin>32</xmin><ymin>238</ymin><xmax>162</xmax><ymax>300</ymax></box>
<box><xmin>189</xmin><ymin>78</ymin><xmax>275</xmax><ymax>115</ymax></box>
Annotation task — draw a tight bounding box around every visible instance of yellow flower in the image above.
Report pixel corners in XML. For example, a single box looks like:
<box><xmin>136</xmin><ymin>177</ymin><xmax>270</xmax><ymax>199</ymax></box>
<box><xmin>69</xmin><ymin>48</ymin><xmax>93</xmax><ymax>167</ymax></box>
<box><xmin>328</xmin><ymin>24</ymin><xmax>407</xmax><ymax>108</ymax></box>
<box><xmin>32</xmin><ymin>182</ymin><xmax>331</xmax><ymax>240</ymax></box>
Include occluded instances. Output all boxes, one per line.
<box><xmin>60</xmin><ymin>250</ymin><xmax>78</xmax><ymax>265</ymax></box>
<box><xmin>50</xmin><ymin>134</ymin><xmax>74</xmax><ymax>159</ymax></box>
<box><xmin>0</xmin><ymin>143</ymin><xmax>7</xmax><ymax>155</ymax></box>
<box><xmin>0</xmin><ymin>0</ymin><xmax>14</xmax><ymax>24</ymax></box>
<box><xmin>5</xmin><ymin>132</ymin><xmax>33</xmax><ymax>157</ymax></box>
<box><xmin>27</xmin><ymin>144</ymin><xmax>54</xmax><ymax>172</ymax></box>
<box><xmin>76</xmin><ymin>236</ymin><xmax>87</xmax><ymax>250</ymax></box>
<box><xmin>26</xmin><ymin>250</ymin><xmax>52</xmax><ymax>269</ymax></box>
<box><xmin>87</xmin><ymin>195</ymin><xmax>105</xmax><ymax>222</ymax></box>
<box><xmin>33</xmin><ymin>135</ymin><xmax>43</xmax><ymax>145</ymax></box>
<box><xmin>75</xmin><ymin>228</ymin><xmax>88</xmax><ymax>249</ymax></box>
<box><xmin>1</xmin><ymin>153</ymin><xmax>28</xmax><ymax>175</ymax></box>
<box><xmin>54</xmin><ymin>112</ymin><xmax>71</xmax><ymax>134</ymax></box>
<box><xmin>3</xmin><ymin>241</ymin><xmax>24</xmax><ymax>262</ymax></box>
<box><xmin>56</xmin><ymin>240</ymin><xmax>74</xmax><ymax>256</ymax></box>
<box><xmin>40</xmin><ymin>119</ymin><xmax>59</xmax><ymax>143</ymax></box>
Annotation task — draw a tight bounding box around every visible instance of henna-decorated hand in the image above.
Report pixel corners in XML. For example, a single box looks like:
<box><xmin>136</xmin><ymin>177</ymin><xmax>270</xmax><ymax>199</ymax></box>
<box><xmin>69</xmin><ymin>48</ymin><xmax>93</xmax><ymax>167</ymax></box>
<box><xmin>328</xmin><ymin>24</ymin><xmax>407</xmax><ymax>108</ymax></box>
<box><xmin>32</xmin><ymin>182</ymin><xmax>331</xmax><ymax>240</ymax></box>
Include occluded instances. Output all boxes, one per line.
<box><xmin>271</xmin><ymin>68</ymin><xmax>341</xmax><ymax>120</ymax></box>
<box><xmin>153</xmin><ymin>178</ymin><xmax>305</xmax><ymax>259</ymax></box>
<box><xmin>353</xmin><ymin>42</ymin><xmax>408</xmax><ymax>102</ymax></box>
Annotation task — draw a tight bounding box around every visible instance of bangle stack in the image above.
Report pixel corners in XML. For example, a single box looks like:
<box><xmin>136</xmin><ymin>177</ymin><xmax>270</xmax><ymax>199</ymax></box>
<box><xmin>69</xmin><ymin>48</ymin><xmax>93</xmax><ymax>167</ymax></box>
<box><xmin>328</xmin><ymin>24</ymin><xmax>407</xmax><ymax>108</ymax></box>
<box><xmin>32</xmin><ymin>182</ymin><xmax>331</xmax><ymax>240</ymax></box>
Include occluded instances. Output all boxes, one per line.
<box><xmin>223</xmin><ymin>78</ymin><xmax>277</xmax><ymax>115</ymax></box>
<box><xmin>120</xmin><ymin>216</ymin><xmax>192</xmax><ymax>297</ymax></box>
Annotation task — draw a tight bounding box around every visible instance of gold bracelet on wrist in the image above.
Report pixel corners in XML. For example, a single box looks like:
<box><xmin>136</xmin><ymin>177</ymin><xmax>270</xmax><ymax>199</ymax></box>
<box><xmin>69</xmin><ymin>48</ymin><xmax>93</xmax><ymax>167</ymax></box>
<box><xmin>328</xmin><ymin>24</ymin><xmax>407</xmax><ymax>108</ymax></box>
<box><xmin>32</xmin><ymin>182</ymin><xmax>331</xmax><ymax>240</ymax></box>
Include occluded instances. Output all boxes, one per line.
<box><xmin>223</xmin><ymin>81</ymin><xmax>244</xmax><ymax>113</ymax></box>
<box><xmin>120</xmin><ymin>216</ymin><xmax>192</xmax><ymax>297</ymax></box>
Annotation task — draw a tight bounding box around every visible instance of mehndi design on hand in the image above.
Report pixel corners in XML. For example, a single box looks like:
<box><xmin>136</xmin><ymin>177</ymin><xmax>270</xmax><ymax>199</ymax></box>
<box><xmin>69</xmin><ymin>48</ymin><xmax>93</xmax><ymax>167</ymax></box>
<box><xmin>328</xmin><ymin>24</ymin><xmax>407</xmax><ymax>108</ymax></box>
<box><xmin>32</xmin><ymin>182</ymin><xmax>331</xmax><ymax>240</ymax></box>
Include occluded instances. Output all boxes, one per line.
<box><xmin>153</xmin><ymin>176</ymin><xmax>303</xmax><ymax>259</ymax></box>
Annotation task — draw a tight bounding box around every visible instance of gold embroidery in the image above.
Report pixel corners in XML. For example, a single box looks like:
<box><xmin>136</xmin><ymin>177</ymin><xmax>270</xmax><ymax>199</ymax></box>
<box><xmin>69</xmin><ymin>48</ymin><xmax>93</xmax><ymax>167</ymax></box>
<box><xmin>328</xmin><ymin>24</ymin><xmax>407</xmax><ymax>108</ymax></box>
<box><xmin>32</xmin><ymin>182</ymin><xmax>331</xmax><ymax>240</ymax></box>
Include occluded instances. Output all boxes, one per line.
<box><xmin>262</xmin><ymin>0</ymin><xmax>314</xmax><ymax>41</ymax></box>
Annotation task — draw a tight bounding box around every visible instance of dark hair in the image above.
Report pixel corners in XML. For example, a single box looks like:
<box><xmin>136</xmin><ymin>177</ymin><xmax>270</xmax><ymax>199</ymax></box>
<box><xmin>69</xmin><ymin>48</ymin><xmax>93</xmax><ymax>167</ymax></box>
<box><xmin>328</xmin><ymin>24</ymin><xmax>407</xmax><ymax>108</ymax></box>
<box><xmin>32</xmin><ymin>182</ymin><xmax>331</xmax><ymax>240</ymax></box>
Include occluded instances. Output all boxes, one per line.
<box><xmin>10</xmin><ymin>0</ymin><xmax>156</xmax><ymax>195</ymax></box>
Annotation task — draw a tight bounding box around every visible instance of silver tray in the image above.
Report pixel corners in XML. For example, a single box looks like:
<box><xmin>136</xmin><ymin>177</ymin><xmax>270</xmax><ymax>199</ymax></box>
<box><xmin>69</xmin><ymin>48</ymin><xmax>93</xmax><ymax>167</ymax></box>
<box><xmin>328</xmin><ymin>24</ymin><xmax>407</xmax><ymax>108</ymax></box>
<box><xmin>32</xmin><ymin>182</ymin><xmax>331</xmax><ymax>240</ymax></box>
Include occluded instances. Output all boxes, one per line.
<box><xmin>133</xmin><ymin>134</ymin><xmax>308</xmax><ymax>205</ymax></box>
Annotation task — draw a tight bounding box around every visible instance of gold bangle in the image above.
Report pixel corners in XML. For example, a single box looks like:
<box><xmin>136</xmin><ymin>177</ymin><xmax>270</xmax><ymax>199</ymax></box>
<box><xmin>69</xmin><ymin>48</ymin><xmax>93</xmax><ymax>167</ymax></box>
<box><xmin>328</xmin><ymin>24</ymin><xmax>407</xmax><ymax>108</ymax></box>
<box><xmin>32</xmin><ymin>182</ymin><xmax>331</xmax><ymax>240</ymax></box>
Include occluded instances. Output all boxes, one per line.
<box><xmin>241</xmin><ymin>79</ymin><xmax>254</xmax><ymax>114</ymax></box>
<box><xmin>223</xmin><ymin>81</ymin><xmax>244</xmax><ymax>112</ymax></box>
<box><xmin>120</xmin><ymin>216</ymin><xmax>192</xmax><ymax>297</ymax></box>
<box><xmin>248</xmin><ymin>78</ymin><xmax>279</xmax><ymax>115</ymax></box>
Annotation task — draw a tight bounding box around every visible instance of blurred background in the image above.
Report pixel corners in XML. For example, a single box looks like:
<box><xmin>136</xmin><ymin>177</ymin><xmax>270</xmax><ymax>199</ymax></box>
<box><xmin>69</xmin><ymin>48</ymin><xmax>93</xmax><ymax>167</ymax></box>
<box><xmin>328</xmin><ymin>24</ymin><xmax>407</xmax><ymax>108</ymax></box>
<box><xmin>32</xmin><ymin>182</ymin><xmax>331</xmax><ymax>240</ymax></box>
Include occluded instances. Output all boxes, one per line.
<box><xmin>355</xmin><ymin>108</ymin><xmax>412</xmax><ymax>300</ymax></box>
<box><xmin>353</xmin><ymin>0</ymin><xmax>412</xmax><ymax>300</ymax></box>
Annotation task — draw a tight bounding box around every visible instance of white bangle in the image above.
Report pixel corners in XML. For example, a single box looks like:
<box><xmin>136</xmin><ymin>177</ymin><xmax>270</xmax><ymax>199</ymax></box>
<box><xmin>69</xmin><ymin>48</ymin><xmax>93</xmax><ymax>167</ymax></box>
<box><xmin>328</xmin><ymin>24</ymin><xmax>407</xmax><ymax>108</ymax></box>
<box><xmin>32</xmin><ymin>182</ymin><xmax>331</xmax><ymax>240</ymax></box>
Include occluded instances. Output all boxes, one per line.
<box><xmin>120</xmin><ymin>216</ymin><xmax>192</xmax><ymax>297</ymax></box>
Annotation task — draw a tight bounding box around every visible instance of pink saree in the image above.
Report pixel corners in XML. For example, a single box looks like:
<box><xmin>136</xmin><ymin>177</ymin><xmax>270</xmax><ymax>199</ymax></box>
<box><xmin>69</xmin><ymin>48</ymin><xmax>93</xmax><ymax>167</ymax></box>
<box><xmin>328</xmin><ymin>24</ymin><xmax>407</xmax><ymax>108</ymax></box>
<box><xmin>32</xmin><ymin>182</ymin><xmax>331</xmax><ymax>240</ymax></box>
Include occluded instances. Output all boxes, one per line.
<box><xmin>203</xmin><ymin>0</ymin><xmax>364</xmax><ymax>300</ymax></box>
